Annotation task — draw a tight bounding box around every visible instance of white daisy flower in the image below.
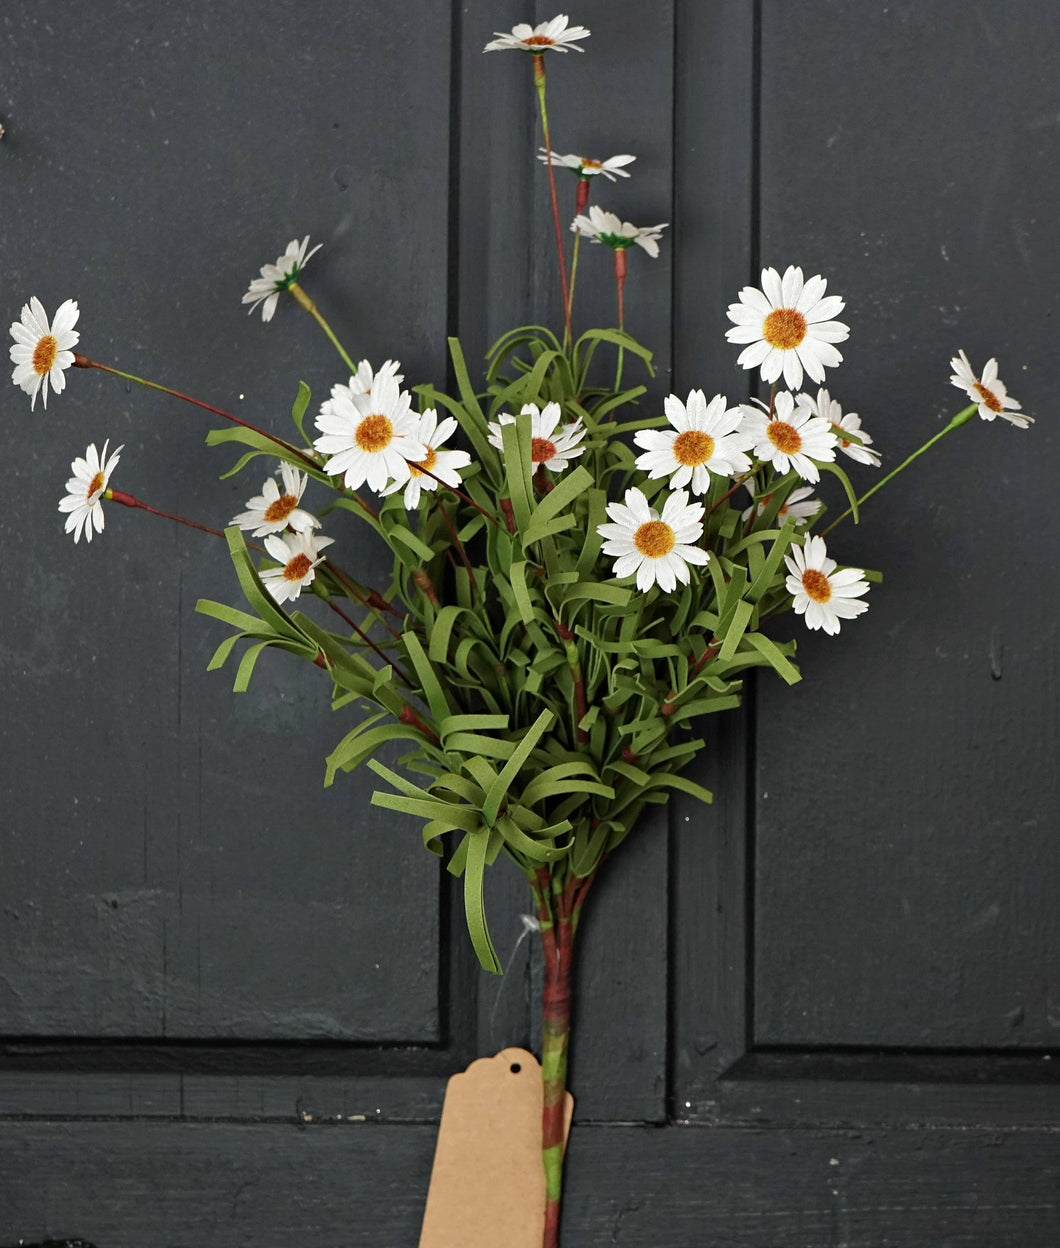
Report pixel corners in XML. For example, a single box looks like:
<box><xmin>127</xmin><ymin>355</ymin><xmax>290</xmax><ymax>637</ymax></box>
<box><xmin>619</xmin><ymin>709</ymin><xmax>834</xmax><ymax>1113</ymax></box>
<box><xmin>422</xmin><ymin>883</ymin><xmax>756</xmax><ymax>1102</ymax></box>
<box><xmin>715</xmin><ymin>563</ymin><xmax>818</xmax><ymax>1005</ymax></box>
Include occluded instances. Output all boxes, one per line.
<box><xmin>259</xmin><ymin>530</ymin><xmax>335</xmax><ymax>605</ymax></box>
<box><xmin>381</xmin><ymin>408</ymin><xmax>472</xmax><ymax>508</ymax></box>
<box><xmin>10</xmin><ymin>296</ymin><xmax>80</xmax><ymax>410</ymax></box>
<box><xmin>318</xmin><ymin>359</ymin><xmax>405</xmax><ymax>426</ymax></box>
<box><xmin>739</xmin><ymin>391</ymin><xmax>838</xmax><ymax>484</ymax></box>
<box><xmin>726</xmin><ymin>265</ymin><xmax>849</xmax><ymax>390</ymax></box>
<box><xmin>741</xmin><ymin>482</ymin><xmax>821</xmax><ymax>527</ymax></box>
<box><xmin>58</xmin><ymin>439</ymin><xmax>122</xmax><ymax>544</ymax></box>
<box><xmin>484</xmin><ymin>14</ymin><xmax>590</xmax><ymax>53</ymax></box>
<box><xmin>487</xmin><ymin>401</ymin><xmax>586</xmax><ymax>474</ymax></box>
<box><xmin>241</xmin><ymin>236</ymin><xmax>322</xmax><ymax>322</ymax></box>
<box><xmin>784</xmin><ymin>535</ymin><xmax>869</xmax><ymax>635</ymax></box>
<box><xmin>597</xmin><ymin>487</ymin><xmax>710</xmax><ymax>594</ymax></box>
<box><xmin>312</xmin><ymin>368</ymin><xmax>426</xmax><ymax>492</ymax></box>
<box><xmin>538</xmin><ymin>149</ymin><xmax>636</xmax><ymax>181</ymax></box>
<box><xmin>634</xmin><ymin>390</ymin><xmax>754</xmax><ymax>496</ymax></box>
<box><xmin>799</xmin><ymin>387</ymin><xmax>881</xmax><ymax>466</ymax></box>
<box><xmin>571</xmin><ymin>205</ymin><xmax>668</xmax><ymax>258</ymax></box>
<box><xmin>231</xmin><ymin>462</ymin><xmax>321</xmax><ymax>537</ymax></box>
<box><xmin>949</xmin><ymin>349</ymin><xmax>1032</xmax><ymax>428</ymax></box>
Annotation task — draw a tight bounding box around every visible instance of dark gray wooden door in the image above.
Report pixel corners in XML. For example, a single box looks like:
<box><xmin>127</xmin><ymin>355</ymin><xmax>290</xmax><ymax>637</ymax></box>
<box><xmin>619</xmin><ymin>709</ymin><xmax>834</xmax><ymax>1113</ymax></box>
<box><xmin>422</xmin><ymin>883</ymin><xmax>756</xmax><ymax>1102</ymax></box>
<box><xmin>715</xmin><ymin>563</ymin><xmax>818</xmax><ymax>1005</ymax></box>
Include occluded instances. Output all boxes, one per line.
<box><xmin>1</xmin><ymin>2</ymin><xmax>1057</xmax><ymax>1244</ymax></box>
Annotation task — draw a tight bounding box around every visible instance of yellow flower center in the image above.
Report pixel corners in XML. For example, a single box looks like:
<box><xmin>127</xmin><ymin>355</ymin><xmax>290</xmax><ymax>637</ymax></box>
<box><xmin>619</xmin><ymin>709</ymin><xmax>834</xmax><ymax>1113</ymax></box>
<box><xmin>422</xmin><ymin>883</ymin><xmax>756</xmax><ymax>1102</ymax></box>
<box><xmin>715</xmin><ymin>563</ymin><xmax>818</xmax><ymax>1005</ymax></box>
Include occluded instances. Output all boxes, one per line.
<box><xmin>973</xmin><ymin>381</ymin><xmax>1002</xmax><ymax>413</ymax></box>
<box><xmin>409</xmin><ymin>446</ymin><xmax>438</xmax><ymax>478</ymax></box>
<box><xmin>33</xmin><ymin>334</ymin><xmax>59</xmax><ymax>375</ymax></box>
<box><xmin>355</xmin><ymin>413</ymin><xmax>393</xmax><ymax>453</ymax></box>
<box><xmin>531</xmin><ymin>436</ymin><xmax>558</xmax><ymax>464</ymax></box>
<box><xmin>633</xmin><ymin>520</ymin><xmax>676</xmax><ymax>559</ymax></box>
<box><xmin>87</xmin><ymin>471</ymin><xmax>106</xmax><ymax>498</ymax></box>
<box><xmin>284</xmin><ymin>553</ymin><xmax>313</xmax><ymax>582</ymax></box>
<box><xmin>263</xmin><ymin>494</ymin><xmax>298</xmax><ymax>523</ymax></box>
<box><xmin>801</xmin><ymin>568</ymin><xmax>832</xmax><ymax>603</ymax></box>
<box><xmin>762</xmin><ymin>307</ymin><xmax>807</xmax><ymax>350</ymax></box>
<box><xmin>673</xmin><ymin>429</ymin><xmax>716</xmax><ymax>467</ymax></box>
<box><xmin>767</xmin><ymin>421</ymin><xmax>803</xmax><ymax>455</ymax></box>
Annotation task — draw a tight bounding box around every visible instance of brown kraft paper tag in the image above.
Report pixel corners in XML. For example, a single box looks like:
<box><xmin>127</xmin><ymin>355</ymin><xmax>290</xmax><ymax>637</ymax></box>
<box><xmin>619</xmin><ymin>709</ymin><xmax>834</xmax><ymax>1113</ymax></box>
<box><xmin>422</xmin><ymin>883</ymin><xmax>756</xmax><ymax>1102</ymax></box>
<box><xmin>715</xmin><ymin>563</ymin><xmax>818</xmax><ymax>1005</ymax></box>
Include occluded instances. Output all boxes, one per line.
<box><xmin>419</xmin><ymin>1047</ymin><xmax>574</xmax><ymax>1248</ymax></box>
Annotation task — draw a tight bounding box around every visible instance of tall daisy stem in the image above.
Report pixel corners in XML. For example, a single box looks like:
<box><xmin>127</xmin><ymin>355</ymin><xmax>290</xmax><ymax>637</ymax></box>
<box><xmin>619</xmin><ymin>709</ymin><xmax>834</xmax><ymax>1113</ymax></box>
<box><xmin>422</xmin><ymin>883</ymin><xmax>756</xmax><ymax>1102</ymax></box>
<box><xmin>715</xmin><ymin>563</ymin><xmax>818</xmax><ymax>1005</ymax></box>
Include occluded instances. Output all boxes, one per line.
<box><xmin>565</xmin><ymin>179</ymin><xmax>591</xmax><ymax>330</ymax></box>
<box><xmin>533</xmin><ymin>57</ymin><xmax>573</xmax><ymax>349</ymax></box>
<box><xmin>74</xmin><ymin>355</ymin><xmax>319</xmax><ymax>471</ymax></box>
<box><xmin>613</xmin><ymin>249</ymin><xmax>627</xmax><ymax>393</ymax></box>
<box><xmin>819</xmin><ymin>403</ymin><xmax>978</xmax><ymax>537</ymax></box>
<box><xmin>288</xmin><ymin>281</ymin><xmax>359</xmax><ymax>375</ymax></box>
<box><xmin>105</xmin><ymin>489</ymin><xmax>227</xmax><ymax>538</ymax></box>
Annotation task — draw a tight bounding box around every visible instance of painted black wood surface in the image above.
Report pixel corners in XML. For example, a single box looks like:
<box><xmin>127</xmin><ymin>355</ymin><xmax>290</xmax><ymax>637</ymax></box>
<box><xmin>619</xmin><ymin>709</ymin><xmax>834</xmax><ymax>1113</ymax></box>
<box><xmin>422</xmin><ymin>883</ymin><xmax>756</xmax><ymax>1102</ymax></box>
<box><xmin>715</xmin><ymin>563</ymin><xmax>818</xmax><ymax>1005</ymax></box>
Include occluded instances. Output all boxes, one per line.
<box><xmin>1</xmin><ymin>1</ymin><xmax>1057</xmax><ymax>1244</ymax></box>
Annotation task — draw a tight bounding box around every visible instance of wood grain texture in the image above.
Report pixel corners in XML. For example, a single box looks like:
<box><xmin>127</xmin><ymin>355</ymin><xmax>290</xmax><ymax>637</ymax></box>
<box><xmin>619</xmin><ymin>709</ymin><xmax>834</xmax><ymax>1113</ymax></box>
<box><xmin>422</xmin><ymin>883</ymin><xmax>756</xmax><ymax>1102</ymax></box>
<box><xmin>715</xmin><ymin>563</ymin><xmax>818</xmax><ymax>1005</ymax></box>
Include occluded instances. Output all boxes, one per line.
<box><xmin>751</xmin><ymin>1</ymin><xmax>1060</xmax><ymax>1048</ymax></box>
<box><xmin>0</xmin><ymin>1120</ymin><xmax>1057</xmax><ymax>1247</ymax></box>
<box><xmin>0</xmin><ymin>1</ymin><xmax>449</xmax><ymax>1042</ymax></box>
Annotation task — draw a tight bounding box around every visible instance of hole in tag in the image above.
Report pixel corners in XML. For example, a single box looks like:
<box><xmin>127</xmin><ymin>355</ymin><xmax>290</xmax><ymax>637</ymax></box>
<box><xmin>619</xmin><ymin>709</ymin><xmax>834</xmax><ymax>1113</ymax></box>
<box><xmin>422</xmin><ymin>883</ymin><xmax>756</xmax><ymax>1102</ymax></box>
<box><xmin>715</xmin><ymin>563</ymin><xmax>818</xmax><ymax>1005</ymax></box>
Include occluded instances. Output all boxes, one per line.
<box><xmin>510</xmin><ymin>1061</ymin><xmax>522</xmax><ymax>1074</ymax></box>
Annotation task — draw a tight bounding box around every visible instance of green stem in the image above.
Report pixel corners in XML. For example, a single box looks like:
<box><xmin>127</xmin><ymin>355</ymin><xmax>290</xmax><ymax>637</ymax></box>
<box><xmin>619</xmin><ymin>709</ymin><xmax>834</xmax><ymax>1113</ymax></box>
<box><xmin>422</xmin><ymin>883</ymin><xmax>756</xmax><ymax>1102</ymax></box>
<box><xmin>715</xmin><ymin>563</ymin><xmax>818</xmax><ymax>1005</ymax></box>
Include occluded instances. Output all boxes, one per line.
<box><xmin>818</xmin><ymin>403</ymin><xmax>977</xmax><ymax>537</ymax></box>
<box><xmin>533</xmin><ymin>56</ymin><xmax>573</xmax><ymax>349</ymax></box>
<box><xmin>289</xmin><ymin>280</ymin><xmax>359</xmax><ymax>375</ymax></box>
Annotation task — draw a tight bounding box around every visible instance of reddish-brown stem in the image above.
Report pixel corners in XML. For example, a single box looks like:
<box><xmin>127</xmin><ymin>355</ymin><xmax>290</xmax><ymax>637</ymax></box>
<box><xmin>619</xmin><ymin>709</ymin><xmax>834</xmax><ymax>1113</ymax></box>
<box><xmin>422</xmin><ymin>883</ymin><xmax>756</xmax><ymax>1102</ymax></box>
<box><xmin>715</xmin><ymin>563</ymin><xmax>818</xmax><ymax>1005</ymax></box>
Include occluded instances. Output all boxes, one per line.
<box><xmin>398</xmin><ymin>703</ymin><xmax>439</xmax><ymax>744</ymax></box>
<box><xmin>575</xmin><ymin>177</ymin><xmax>591</xmax><ymax>214</ymax></box>
<box><xmin>500</xmin><ymin>498</ymin><xmax>517</xmax><ymax>535</ymax></box>
<box><xmin>414</xmin><ymin>464</ymin><xmax>500</xmax><ymax>527</ymax></box>
<box><xmin>436</xmin><ymin>498</ymin><xmax>480</xmax><ymax>601</ymax></box>
<box><xmin>689</xmin><ymin>639</ymin><xmax>721</xmax><ymax>680</ymax></box>
<box><xmin>533</xmin><ymin>464</ymin><xmax>555</xmax><ymax>495</ymax></box>
<box><xmin>412</xmin><ymin>567</ymin><xmax>441</xmax><ymax>608</ymax></box>
<box><xmin>613</xmin><ymin>248</ymin><xmax>627</xmax><ymax>330</ymax></box>
<box><xmin>323</xmin><ymin>598</ymin><xmax>413</xmax><ymax>685</ymax></box>
<box><xmin>323</xmin><ymin>560</ymin><xmax>403</xmax><ymax>640</ymax></box>
<box><xmin>106</xmin><ymin>488</ymin><xmax>227</xmax><ymax>538</ymax></box>
<box><xmin>708</xmin><ymin>470</ymin><xmax>754</xmax><ymax>515</ymax></box>
<box><xmin>533</xmin><ymin>56</ymin><xmax>573</xmax><ymax>347</ymax></box>
<box><xmin>75</xmin><ymin>355</ymin><xmax>321</xmax><ymax>472</ymax></box>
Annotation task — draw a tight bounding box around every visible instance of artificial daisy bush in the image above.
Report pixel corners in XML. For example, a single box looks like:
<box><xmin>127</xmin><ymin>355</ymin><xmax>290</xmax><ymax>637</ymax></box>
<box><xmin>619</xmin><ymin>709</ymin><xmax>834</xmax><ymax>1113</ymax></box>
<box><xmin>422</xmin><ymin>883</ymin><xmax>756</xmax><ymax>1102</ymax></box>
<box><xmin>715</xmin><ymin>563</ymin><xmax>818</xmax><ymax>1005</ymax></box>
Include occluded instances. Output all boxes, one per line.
<box><xmin>20</xmin><ymin>12</ymin><xmax>1034</xmax><ymax>1248</ymax></box>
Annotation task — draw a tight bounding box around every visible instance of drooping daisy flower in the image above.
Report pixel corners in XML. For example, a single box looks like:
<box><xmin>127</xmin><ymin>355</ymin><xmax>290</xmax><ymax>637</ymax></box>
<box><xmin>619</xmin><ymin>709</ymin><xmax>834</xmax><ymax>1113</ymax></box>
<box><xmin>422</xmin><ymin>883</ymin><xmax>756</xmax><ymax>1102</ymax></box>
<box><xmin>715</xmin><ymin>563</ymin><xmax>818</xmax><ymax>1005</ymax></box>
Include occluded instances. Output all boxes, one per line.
<box><xmin>484</xmin><ymin>14</ymin><xmax>591</xmax><ymax>53</ymax></box>
<box><xmin>538</xmin><ymin>149</ymin><xmax>635</xmax><ymax>181</ymax></box>
<box><xmin>726</xmin><ymin>266</ymin><xmax>849</xmax><ymax>390</ymax></box>
<box><xmin>259</xmin><ymin>530</ymin><xmax>335</xmax><ymax>605</ymax></box>
<box><xmin>10</xmin><ymin>297</ymin><xmax>80</xmax><ymax>410</ymax></box>
<box><xmin>381</xmin><ymin>408</ymin><xmax>472</xmax><ymax>509</ymax></box>
<box><xmin>231</xmin><ymin>462</ymin><xmax>321</xmax><ymax>537</ymax></box>
<box><xmin>571</xmin><ymin>205</ymin><xmax>668</xmax><ymax>258</ymax></box>
<box><xmin>799</xmin><ymin>387</ymin><xmax>881</xmax><ymax>466</ymax></box>
<box><xmin>739</xmin><ymin>391</ymin><xmax>838</xmax><ymax>484</ymax></box>
<box><xmin>634</xmin><ymin>391</ymin><xmax>754</xmax><ymax>495</ymax></box>
<box><xmin>597</xmin><ymin>487</ymin><xmax>709</xmax><ymax>594</ymax></box>
<box><xmin>784</xmin><ymin>535</ymin><xmax>869</xmax><ymax>635</ymax></box>
<box><xmin>949</xmin><ymin>350</ymin><xmax>1032</xmax><ymax>428</ymax></box>
<box><xmin>487</xmin><ymin>402</ymin><xmax>586</xmax><ymax>473</ymax></box>
<box><xmin>313</xmin><ymin>369</ymin><xmax>426</xmax><ymax>492</ymax></box>
<box><xmin>58</xmin><ymin>439</ymin><xmax>122</xmax><ymax>544</ymax></box>
<box><xmin>741</xmin><ymin>483</ymin><xmax>821</xmax><ymax>528</ymax></box>
<box><xmin>241</xmin><ymin>236</ymin><xmax>322</xmax><ymax>322</ymax></box>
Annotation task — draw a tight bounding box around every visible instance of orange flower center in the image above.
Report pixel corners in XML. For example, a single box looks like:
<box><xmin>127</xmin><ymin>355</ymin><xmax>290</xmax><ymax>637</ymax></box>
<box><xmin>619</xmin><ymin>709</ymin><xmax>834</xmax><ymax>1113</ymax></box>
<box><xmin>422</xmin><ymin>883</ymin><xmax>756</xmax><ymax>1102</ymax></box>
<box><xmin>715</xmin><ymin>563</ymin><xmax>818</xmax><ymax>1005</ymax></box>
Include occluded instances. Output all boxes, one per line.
<box><xmin>87</xmin><ymin>470</ymin><xmax>106</xmax><ymax>498</ymax></box>
<box><xmin>409</xmin><ymin>446</ymin><xmax>438</xmax><ymax>478</ymax></box>
<box><xmin>355</xmin><ymin>413</ymin><xmax>393</xmax><ymax>453</ymax></box>
<box><xmin>284</xmin><ymin>553</ymin><xmax>313</xmax><ymax>582</ymax></box>
<box><xmin>531</xmin><ymin>436</ymin><xmax>558</xmax><ymax>464</ymax></box>
<box><xmin>33</xmin><ymin>335</ymin><xmax>59</xmax><ymax>375</ymax></box>
<box><xmin>582</xmin><ymin>158</ymin><xmax>603</xmax><ymax>170</ymax></box>
<box><xmin>633</xmin><ymin>520</ymin><xmax>676</xmax><ymax>559</ymax></box>
<box><xmin>801</xmin><ymin>568</ymin><xmax>832</xmax><ymax>603</ymax></box>
<box><xmin>263</xmin><ymin>494</ymin><xmax>298</xmax><ymax>523</ymax></box>
<box><xmin>762</xmin><ymin>307</ymin><xmax>807</xmax><ymax>350</ymax></box>
<box><xmin>673</xmin><ymin>429</ymin><xmax>716</xmax><ymax>467</ymax></box>
<box><xmin>767</xmin><ymin>421</ymin><xmax>803</xmax><ymax>455</ymax></box>
<box><xmin>524</xmin><ymin>34</ymin><xmax>555</xmax><ymax>45</ymax></box>
<box><xmin>973</xmin><ymin>381</ymin><xmax>1002</xmax><ymax>413</ymax></box>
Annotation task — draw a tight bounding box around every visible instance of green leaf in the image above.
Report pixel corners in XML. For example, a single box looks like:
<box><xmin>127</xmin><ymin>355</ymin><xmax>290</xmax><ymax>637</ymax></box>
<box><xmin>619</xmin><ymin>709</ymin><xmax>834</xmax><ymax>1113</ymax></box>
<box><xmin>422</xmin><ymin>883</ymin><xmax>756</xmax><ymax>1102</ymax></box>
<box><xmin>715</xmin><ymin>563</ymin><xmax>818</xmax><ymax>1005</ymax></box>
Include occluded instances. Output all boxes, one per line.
<box><xmin>291</xmin><ymin>380</ymin><xmax>312</xmax><ymax>444</ymax></box>
<box><xmin>482</xmin><ymin>708</ymin><xmax>554</xmax><ymax>826</ymax></box>
<box><xmin>523</xmin><ymin>466</ymin><xmax>593</xmax><ymax>547</ymax></box>
<box><xmin>501</xmin><ymin>414</ymin><xmax>535</xmax><ymax>534</ymax></box>
<box><xmin>402</xmin><ymin>631</ymin><xmax>453</xmax><ymax>724</ymax></box>
<box><xmin>744</xmin><ymin>632</ymin><xmax>802</xmax><ymax>686</ymax></box>
<box><xmin>464</xmin><ymin>831</ymin><xmax>502</xmax><ymax>974</ymax></box>
<box><xmin>819</xmin><ymin>460</ymin><xmax>859</xmax><ymax>524</ymax></box>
